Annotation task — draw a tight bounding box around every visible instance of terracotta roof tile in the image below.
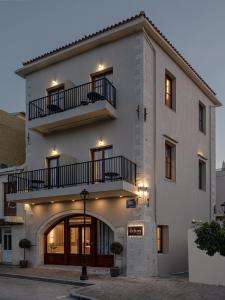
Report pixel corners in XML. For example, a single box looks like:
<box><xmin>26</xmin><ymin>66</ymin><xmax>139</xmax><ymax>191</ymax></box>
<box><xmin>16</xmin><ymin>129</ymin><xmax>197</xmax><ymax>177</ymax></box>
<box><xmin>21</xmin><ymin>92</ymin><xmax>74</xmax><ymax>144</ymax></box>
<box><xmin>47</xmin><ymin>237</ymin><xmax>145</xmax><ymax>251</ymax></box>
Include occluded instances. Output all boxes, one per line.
<box><xmin>22</xmin><ymin>11</ymin><xmax>216</xmax><ymax>95</ymax></box>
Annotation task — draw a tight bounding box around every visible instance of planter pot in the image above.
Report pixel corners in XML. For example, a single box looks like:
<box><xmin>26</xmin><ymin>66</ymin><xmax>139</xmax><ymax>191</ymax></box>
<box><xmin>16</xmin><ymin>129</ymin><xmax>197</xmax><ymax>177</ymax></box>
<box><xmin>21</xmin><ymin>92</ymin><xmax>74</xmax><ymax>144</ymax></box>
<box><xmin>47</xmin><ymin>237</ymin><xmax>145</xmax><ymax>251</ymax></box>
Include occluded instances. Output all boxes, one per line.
<box><xmin>20</xmin><ymin>260</ymin><xmax>28</xmax><ymax>268</ymax></box>
<box><xmin>110</xmin><ymin>266</ymin><xmax>120</xmax><ymax>277</ymax></box>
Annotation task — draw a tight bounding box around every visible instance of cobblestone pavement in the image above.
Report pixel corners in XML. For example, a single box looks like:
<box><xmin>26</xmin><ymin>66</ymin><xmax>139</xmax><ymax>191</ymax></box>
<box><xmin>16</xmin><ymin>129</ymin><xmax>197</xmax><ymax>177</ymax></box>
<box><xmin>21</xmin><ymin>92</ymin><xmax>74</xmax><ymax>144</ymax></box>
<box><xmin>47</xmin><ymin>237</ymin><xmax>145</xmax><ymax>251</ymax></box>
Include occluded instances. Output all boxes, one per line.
<box><xmin>1</xmin><ymin>265</ymin><xmax>225</xmax><ymax>300</ymax></box>
<box><xmin>74</xmin><ymin>276</ymin><xmax>225</xmax><ymax>300</ymax></box>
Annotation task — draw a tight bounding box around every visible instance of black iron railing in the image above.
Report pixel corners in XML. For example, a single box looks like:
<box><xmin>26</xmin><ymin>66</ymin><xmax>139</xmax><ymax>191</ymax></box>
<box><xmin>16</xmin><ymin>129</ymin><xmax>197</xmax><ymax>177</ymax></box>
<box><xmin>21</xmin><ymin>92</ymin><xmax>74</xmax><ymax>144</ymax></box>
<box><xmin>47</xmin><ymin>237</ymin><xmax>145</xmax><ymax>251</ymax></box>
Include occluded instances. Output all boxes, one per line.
<box><xmin>29</xmin><ymin>78</ymin><xmax>116</xmax><ymax>120</ymax></box>
<box><xmin>7</xmin><ymin>156</ymin><xmax>136</xmax><ymax>194</ymax></box>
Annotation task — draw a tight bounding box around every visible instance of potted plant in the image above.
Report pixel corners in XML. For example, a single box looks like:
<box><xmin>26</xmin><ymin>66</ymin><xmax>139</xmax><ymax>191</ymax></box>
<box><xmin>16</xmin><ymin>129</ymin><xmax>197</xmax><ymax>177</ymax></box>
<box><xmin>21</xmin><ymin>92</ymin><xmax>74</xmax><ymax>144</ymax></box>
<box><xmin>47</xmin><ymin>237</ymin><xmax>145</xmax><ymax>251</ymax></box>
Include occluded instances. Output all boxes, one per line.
<box><xmin>110</xmin><ymin>241</ymin><xmax>123</xmax><ymax>277</ymax></box>
<box><xmin>19</xmin><ymin>238</ymin><xmax>32</xmax><ymax>268</ymax></box>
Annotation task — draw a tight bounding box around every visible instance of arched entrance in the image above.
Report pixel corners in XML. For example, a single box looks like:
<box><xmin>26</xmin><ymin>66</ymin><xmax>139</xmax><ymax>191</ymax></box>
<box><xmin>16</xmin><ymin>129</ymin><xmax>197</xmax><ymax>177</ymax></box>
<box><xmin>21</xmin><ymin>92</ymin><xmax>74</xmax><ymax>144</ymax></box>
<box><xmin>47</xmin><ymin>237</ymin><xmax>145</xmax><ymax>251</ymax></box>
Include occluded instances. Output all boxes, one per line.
<box><xmin>44</xmin><ymin>214</ymin><xmax>114</xmax><ymax>267</ymax></box>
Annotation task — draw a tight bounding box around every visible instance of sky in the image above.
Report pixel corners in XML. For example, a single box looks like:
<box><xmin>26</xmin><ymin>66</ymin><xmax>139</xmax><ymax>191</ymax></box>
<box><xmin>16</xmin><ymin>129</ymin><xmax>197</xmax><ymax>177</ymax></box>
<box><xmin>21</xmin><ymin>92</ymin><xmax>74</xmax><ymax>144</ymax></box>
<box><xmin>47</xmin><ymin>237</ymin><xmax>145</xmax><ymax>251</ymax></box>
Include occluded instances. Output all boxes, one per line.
<box><xmin>0</xmin><ymin>0</ymin><xmax>225</xmax><ymax>167</ymax></box>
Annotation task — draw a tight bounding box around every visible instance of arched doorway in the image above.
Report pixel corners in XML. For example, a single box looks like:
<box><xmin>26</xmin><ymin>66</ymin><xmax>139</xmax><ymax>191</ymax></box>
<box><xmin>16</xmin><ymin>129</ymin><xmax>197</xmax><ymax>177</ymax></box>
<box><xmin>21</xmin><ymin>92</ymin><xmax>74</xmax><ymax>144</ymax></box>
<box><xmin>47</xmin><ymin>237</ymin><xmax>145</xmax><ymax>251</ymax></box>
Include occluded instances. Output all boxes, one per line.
<box><xmin>44</xmin><ymin>214</ymin><xmax>114</xmax><ymax>267</ymax></box>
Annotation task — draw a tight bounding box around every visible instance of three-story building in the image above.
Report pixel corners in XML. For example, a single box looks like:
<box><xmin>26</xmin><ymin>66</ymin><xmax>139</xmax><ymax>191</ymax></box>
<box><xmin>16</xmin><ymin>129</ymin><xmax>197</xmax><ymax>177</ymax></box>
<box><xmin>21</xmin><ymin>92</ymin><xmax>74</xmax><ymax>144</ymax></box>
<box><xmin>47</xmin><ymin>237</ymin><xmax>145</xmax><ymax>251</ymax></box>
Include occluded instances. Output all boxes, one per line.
<box><xmin>7</xmin><ymin>12</ymin><xmax>221</xmax><ymax>276</ymax></box>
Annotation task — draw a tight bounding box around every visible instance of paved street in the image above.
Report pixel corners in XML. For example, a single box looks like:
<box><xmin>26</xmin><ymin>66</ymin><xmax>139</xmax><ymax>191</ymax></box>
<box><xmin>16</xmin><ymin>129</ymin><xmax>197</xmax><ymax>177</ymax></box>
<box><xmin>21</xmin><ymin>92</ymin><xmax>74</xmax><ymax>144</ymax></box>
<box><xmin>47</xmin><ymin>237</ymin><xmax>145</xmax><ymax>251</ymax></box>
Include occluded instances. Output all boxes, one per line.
<box><xmin>0</xmin><ymin>277</ymin><xmax>74</xmax><ymax>300</ymax></box>
<box><xmin>74</xmin><ymin>275</ymin><xmax>225</xmax><ymax>300</ymax></box>
<box><xmin>1</xmin><ymin>266</ymin><xmax>225</xmax><ymax>300</ymax></box>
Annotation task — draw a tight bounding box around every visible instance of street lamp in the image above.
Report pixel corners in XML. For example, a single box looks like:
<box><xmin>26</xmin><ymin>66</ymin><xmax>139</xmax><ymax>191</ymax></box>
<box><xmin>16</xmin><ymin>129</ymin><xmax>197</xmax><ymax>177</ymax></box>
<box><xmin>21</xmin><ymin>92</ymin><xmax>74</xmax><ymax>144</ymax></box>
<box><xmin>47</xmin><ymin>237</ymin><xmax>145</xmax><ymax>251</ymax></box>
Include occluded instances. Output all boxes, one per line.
<box><xmin>221</xmin><ymin>202</ymin><xmax>225</xmax><ymax>214</ymax></box>
<box><xmin>80</xmin><ymin>188</ymin><xmax>89</xmax><ymax>281</ymax></box>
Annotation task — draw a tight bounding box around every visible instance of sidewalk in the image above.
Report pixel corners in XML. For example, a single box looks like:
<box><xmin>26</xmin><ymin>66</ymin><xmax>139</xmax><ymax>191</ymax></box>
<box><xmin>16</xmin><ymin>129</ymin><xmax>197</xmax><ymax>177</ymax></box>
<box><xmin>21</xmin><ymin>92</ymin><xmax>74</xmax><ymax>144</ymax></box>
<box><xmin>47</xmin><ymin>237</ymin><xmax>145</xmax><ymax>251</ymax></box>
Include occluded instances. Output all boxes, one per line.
<box><xmin>1</xmin><ymin>265</ymin><xmax>225</xmax><ymax>300</ymax></box>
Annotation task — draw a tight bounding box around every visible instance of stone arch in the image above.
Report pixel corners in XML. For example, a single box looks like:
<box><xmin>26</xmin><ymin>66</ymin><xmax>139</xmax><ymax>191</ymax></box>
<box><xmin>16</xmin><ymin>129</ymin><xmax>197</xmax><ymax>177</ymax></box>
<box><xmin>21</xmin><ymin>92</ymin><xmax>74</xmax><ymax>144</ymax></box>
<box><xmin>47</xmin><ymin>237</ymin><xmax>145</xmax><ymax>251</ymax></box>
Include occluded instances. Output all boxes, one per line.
<box><xmin>34</xmin><ymin>209</ymin><xmax>116</xmax><ymax>266</ymax></box>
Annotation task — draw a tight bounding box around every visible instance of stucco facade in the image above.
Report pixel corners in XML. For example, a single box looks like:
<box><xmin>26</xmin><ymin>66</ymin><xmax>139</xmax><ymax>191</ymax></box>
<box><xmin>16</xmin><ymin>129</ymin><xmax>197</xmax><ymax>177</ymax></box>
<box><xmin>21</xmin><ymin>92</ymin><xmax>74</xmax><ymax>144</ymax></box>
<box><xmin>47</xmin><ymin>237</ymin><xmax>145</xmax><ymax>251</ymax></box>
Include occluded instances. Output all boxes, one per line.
<box><xmin>6</xmin><ymin>13</ymin><xmax>220</xmax><ymax>276</ymax></box>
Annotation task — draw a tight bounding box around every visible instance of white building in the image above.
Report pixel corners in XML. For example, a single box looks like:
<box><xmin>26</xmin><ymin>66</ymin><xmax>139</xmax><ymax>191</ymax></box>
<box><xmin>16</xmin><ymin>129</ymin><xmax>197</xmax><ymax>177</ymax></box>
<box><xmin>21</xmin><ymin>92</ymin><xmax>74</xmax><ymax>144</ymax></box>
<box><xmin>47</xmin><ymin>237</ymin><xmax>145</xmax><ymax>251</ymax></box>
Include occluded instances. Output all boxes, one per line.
<box><xmin>6</xmin><ymin>12</ymin><xmax>221</xmax><ymax>276</ymax></box>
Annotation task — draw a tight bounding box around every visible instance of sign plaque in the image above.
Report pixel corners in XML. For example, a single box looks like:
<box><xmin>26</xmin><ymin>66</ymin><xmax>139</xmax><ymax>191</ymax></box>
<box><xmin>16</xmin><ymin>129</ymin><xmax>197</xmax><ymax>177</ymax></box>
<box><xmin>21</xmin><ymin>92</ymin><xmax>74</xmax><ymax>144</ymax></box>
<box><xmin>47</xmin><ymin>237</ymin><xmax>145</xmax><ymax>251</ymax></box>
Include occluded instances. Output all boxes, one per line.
<box><xmin>126</xmin><ymin>199</ymin><xmax>137</xmax><ymax>208</ymax></box>
<box><xmin>127</xmin><ymin>225</ymin><xmax>144</xmax><ymax>237</ymax></box>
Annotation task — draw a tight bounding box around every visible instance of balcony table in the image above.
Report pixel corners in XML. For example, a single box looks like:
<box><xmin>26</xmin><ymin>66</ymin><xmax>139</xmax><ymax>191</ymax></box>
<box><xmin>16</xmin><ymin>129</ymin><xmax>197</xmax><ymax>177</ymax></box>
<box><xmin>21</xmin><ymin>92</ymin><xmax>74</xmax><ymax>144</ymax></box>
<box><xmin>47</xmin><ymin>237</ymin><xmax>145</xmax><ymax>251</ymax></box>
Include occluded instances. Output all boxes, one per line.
<box><xmin>87</xmin><ymin>91</ymin><xmax>105</xmax><ymax>102</ymax></box>
<box><xmin>47</xmin><ymin>104</ymin><xmax>62</xmax><ymax>113</ymax></box>
<box><xmin>104</xmin><ymin>171</ymin><xmax>121</xmax><ymax>181</ymax></box>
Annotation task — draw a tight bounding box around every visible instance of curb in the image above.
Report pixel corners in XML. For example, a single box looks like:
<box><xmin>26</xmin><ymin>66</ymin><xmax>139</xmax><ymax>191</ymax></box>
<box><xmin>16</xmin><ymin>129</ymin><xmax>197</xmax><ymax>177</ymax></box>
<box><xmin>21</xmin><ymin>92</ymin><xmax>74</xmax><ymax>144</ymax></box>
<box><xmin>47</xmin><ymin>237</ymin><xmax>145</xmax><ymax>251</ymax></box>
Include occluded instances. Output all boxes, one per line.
<box><xmin>0</xmin><ymin>272</ymin><xmax>92</xmax><ymax>287</ymax></box>
<box><xmin>70</xmin><ymin>288</ymin><xmax>98</xmax><ymax>300</ymax></box>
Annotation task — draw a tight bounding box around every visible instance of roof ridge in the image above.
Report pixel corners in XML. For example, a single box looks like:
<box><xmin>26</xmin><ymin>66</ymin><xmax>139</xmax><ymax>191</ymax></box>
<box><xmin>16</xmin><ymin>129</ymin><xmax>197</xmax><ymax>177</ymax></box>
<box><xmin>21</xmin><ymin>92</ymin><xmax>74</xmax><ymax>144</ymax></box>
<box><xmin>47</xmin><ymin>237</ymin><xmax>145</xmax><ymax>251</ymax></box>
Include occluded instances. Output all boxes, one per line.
<box><xmin>22</xmin><ymin>11</ymin><xmax>216</xmax><ymax>95</ymax></box>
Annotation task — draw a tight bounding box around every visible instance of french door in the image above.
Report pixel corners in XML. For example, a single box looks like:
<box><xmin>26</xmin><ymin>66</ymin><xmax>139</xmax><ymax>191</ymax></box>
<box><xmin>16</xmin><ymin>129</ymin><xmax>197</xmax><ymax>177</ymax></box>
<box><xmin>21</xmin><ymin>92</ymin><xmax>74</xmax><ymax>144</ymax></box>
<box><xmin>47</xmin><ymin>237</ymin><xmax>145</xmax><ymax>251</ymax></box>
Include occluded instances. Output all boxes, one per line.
<box><xmin>69</xmin><ymin>224</ymin><xmax>95</xmax><ymax>266</ymax></box>
<box><xmin>46</xmin><ymin>156</ymin><xmax>59</xmax><ymax>188</ymax></box>
<box><xmin>91</xmin><ymin>146</ymin><xmax>113</xmax><ymax>182</ymax></box>
<box><xmin>2</xmin><ymin>228</ymin><xmax>12</xmax><ymax>264</ymax></box>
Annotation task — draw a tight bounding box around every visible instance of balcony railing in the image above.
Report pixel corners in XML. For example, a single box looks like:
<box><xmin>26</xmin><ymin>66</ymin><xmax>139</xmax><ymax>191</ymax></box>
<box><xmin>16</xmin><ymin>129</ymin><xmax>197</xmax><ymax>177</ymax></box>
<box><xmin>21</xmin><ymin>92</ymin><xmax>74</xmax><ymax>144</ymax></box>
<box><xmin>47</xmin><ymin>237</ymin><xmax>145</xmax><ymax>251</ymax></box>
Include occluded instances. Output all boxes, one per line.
<box><xmin>7</xmin><ymin>156</ymin><xmax>136</xmax><ymax>194</ymax></box>
<box><xmin>29</xmin><ymin>78</ymin><xmax>116</xmax><ymax>120</ymax></box>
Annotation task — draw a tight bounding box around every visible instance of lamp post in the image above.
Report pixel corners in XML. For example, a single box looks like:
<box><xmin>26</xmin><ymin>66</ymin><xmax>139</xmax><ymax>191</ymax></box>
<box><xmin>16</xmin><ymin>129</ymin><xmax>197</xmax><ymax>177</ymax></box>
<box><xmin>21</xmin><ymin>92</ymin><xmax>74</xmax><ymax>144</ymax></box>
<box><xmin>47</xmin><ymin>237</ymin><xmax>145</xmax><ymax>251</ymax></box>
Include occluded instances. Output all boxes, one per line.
<box><xmin>80</xmin><ymin>188</ymin><xmax>89</xmax><ymax>281</ymax></box>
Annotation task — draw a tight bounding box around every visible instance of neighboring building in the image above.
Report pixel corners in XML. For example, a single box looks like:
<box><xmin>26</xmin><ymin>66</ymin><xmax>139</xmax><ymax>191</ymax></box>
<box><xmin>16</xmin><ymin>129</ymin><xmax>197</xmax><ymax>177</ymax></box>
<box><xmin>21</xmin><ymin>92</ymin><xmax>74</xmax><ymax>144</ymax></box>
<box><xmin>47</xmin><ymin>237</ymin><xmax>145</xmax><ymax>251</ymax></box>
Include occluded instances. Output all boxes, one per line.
<box><xmin>6</xmin><ymin>12</ymin><xmax>221</xmax><ymax>276</ymax></box>
<box><xmin>0</xmin><ymin>110</ymin><xmax>25</xmax><ymax>264</ymax></box>
<box><xmin>0</xmin><ymin>109</ymin><xmax>25</xmax><ymax>168</ymax></box>
<box><xmin>0</xmin><ymin>167</ymin><xmax>24</xmax><ymax>264</ymax></box>
<box><xmin>216</xmin><ymin>162</ymin><xmax>225</xmax><ymax>220</ymax></box>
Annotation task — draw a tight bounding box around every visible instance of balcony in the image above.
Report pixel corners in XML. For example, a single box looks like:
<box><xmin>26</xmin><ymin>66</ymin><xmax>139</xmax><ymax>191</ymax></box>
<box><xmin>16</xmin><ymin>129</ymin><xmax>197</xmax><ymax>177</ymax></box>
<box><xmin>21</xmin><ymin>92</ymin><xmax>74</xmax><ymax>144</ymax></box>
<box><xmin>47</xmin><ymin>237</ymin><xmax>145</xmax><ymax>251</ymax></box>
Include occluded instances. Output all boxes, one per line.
<box><xmin>7</xmin><ymin>156</ymin><xmax>137</xmax><ymax>204</ymax></box>
<box><xmin>28</xmin><ymin>78</ymin><xmax>117</xmax><ymax>133</ymax></box>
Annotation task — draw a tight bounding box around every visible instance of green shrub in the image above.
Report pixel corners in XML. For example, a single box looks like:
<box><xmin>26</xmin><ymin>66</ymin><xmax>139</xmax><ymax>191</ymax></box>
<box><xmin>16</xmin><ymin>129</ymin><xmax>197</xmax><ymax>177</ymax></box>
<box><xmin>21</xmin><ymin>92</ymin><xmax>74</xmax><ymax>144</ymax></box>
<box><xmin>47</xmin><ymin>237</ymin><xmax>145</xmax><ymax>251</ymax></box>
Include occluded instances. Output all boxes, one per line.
<box><xmin>110</xmin><ymin>241</ymin><xmax>123</xmax><ymax>266</ymax></box>
<box><xmin>19</xmin><ymin>238</ymin><xmax>32</xmax><ymax>261</ymax></box>
<box><xmin>194</xmin><ymin>221</ymin><xmax>225</xmax><ymax>256</ymax></box>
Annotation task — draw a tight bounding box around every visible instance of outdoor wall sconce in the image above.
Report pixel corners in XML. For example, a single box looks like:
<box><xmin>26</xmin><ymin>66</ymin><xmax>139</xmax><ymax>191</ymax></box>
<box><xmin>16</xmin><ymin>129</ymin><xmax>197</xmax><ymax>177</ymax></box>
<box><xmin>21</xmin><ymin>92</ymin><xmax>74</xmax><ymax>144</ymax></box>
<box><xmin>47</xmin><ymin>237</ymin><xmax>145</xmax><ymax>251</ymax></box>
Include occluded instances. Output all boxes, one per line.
<box><xmin>136</xmin><ymin>105</ymin><xmax>140</xmax><ymax>119</ymax></box>
<box><xmin>144</xmin><ymin>107</ymin><xmax>148</xmax><ymax>122</ymax></box>
<box><xmin>51</xmin><ymin>148</ymin><xmax>59</xmax><ymax>156</ymax></box>
<box><xmin>97</xmin><ymin>64</ymin><xmax>105</xmax><ymax>71</ymax></box>
<box><xmin>98</xmin><ymin>139</ymin><xmax>105</xmax><ymax>147</ymax></box>
<box><xmin>51</xmin><ymin>80</ymin><xmax>59</xmax><ymax>87</ymax></box>
<box><xmin>138</xmin><ymin>186</ymin><xmax>150</xmax><ymax>207</ymax></box>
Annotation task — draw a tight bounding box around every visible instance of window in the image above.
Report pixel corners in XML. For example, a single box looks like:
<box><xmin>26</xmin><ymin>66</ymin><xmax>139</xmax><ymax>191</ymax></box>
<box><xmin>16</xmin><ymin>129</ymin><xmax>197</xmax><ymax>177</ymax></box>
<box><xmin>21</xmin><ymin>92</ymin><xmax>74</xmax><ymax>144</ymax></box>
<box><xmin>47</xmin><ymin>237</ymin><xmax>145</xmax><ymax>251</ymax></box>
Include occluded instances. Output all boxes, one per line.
<box><xmin>157</xmin><ymin>226</ymin><xmax>163</xmax><ymax>253</ymax></box>
<box><xmin>199</xmin><ymin>102</ymin><xmax>206</xmax><ymax>133</ymax></box>
<box><xmin>165</xmin><ymin>142</ymin><xmax>176</xmax><ymax>180</ymax></box>
<box><xmin>199</xmin><ymin>160</ymin><xmax>206</xmax><ymax>190</ymax></box>
<box><xmin>165</xmin><ymin>72</ymin><xmax>175</xmax><ymax>110</ymax></box>
<box><xmin>157</xmin><ymin>225</ymin><xmax>169</xmax><ymax>253</ymax></box>
<box><xmin>47</xmin><ymin>222</ymin><xmax>64</xmax><ymax>254</ymax></box>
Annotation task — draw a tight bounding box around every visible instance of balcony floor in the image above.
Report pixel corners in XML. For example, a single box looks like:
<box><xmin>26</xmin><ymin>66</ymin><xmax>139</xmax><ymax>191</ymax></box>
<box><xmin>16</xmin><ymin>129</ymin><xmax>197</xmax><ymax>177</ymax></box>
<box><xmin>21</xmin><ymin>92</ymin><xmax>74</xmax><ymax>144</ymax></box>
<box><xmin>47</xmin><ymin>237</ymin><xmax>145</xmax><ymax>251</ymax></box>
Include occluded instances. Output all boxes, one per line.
<box><xmin>29</xmin><ymin>100</ymin><xmax>117</xmax><ymax>134</ymax></box>
<box><xmin>7</xmin><ymin>180</ymin><xmax>137</xmax><ymax>204</ymax></box>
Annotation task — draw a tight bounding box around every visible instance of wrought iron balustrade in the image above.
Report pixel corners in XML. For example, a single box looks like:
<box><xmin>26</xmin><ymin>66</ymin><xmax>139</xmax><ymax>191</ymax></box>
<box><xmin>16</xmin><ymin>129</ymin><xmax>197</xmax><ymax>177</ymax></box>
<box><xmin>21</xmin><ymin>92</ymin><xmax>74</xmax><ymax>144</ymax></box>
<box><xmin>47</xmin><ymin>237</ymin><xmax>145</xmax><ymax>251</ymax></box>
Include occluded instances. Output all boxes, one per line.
<box><xmin>7</xmin><ymin>156</ymin><xmax>136</xmax><ymax>194</ymax></box>
<box><xmin>29</xmin><ymin>78</ymin><xmax>116</xmax><ymax>120</ymax></box>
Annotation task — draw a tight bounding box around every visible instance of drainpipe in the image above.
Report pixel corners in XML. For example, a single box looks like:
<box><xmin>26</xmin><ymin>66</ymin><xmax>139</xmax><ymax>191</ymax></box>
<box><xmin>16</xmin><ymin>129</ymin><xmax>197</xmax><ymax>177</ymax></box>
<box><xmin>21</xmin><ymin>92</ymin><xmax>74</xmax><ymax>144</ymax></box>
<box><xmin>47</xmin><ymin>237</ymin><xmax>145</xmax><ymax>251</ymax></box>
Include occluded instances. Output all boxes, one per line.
<box><xmin>209</xmin><ymin>105</ymin><xmax>215</xmax><ymax>221</ymax></box>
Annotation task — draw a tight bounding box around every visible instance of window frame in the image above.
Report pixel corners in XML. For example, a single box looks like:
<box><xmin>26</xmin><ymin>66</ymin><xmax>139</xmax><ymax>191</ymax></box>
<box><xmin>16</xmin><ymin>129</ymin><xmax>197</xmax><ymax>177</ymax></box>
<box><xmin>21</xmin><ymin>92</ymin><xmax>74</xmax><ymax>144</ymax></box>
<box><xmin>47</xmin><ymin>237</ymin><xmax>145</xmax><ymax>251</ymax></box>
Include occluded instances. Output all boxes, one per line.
<box><xmin>157</xmin><ymin>226</ymin><xmax>163</xmax><ymax>254</ymax></box>
<box><xmin>165</xmin><ymin>141</ymin><xmax>176</xmax><ymax>181</ymax></box>
<box><xmin>199</xmin><ymin>101</ymin><xmax>206</xmax><ymax>134</ymax></box>
<box><xmin>199</xmin><ymin>159</ymin><xmax>206</xmax><ymax>191</ymax></box>
<box><xmin>165</xmin><ymin>71</ymin><xmax>176</xmax><ymax>111</ymax></box>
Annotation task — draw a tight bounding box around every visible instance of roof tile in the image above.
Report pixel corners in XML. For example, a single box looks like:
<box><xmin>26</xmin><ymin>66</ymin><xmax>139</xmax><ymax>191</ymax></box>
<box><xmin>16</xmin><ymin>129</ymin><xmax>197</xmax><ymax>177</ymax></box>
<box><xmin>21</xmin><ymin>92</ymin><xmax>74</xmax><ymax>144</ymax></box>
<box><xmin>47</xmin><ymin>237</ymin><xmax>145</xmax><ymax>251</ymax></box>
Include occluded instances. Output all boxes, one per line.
<box><xmin>22</xmin><ymin>11</ymin><xmax>216</xmax><ymax>95</ymax></box>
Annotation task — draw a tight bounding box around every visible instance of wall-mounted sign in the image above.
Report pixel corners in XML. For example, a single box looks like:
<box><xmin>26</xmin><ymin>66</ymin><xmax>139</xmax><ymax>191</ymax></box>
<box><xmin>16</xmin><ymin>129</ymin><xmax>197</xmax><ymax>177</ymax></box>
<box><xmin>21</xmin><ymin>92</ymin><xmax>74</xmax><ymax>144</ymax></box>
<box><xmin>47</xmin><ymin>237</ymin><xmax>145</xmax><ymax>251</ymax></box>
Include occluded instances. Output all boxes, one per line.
<box><xmin>126</xmin><ymin>199</ymin><xmax>137</xmax><ymax>208</ymax></box>
<box><xmin>128</xmin><ymin>225</ymin><xmax>144</xmax><ymax>237</ymax></box>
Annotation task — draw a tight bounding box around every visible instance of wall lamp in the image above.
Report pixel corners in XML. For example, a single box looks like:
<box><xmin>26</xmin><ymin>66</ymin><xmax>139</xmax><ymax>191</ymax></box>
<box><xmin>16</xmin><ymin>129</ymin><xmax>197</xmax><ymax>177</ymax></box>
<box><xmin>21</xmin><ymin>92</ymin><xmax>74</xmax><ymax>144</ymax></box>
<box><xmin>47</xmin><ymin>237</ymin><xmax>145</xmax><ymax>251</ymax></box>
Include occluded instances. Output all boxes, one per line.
<box><xmin>138</xmin><ymin>186</ymin><xmax>149</xmax><ymax>207</ymax></box>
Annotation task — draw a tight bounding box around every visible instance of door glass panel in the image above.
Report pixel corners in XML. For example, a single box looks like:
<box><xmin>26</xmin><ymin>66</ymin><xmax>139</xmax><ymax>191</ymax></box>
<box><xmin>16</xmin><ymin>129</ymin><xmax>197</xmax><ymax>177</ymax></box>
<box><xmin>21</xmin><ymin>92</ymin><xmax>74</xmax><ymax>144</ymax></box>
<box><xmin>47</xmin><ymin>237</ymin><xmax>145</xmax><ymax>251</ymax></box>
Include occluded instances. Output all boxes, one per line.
<box><xmin>82</xmin><ymin>227</ymin><xmax>91</xmax><ymax>255</ymax></box>
<box><xmin>47</xmin><ymin>222</ymin><xmax>64</xmax><ymax>254</ymax></box>
<box><xmin>3</xmin><ymin>235</ymin><xmax>7</xmax><ymax>250</ymax></box>
<box><xmin>92</xmin><ymin>147</ymin><xmax>113</xmax><ymax>182</ymax></box>
<box><xmin>48</xmin><ymin>87</ymin><xmax>65</xmax><ymax>111</ymax></box>
<box><xmin>70</xmin><ymin>227</ymin><xmax>79</xmax><ymax>254</ymax></box>
<box><xmin>97</xmin><ymin>220</ymin><xmax>114</xmax><ymax>255</ymax></box>
<box><xmin>8</xmin><ymin>235</ymin><xmax>12</xmax><ymax>251</ymax></box>
<box><xmin>48</xmin><ymin>158</ymin><xmax>58</xmax><ymax>187</ymax></box>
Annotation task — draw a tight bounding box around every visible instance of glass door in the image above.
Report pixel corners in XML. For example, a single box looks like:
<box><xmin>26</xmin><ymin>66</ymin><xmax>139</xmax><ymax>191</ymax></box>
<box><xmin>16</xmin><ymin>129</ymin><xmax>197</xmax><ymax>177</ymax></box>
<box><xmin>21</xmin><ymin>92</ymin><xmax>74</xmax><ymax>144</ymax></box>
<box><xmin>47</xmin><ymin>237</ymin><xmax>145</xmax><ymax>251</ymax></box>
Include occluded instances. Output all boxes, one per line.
<box><xmin>2</xmin><ymin>228</ymin><xmax>12</xmax><ymax>264</ymax></box>
<box><xmin>47</xmin><ymin>156</ymin><xmax>59</xmax><ymax>188</ymax></box>
<box><xmin>91</xmin><ymin>146</ymin><xmax>113</xmax><ymax>182</ymax></box>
